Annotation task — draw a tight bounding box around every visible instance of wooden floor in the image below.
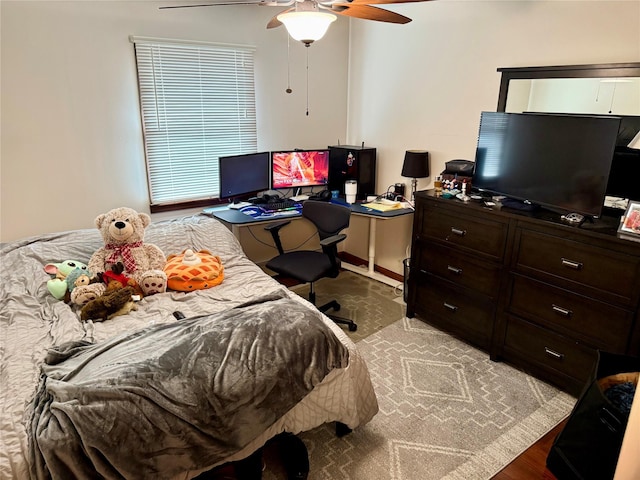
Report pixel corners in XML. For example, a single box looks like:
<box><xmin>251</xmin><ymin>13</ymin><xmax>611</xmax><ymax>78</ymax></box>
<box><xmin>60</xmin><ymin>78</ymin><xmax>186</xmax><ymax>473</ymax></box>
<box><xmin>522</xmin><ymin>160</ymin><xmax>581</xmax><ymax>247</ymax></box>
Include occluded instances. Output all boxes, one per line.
<box><xmin>491</xmin><ymin>419</ymin><xmax>566</xmax><ymax>479</ymax></box>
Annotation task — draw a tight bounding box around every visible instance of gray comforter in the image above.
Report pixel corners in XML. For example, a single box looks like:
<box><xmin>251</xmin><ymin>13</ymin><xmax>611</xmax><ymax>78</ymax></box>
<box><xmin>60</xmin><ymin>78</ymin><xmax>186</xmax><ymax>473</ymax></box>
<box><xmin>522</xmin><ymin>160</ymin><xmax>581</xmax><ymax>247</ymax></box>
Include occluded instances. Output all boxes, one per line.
<box><xmin>27</xmin><ymin>294</ymin><xmax>348</xmax><ymax>480</ymax></box>
<box><xmin>1</xmin><ymin>213</ymin><xmax>378</xmax><ymax>480</ymax></box>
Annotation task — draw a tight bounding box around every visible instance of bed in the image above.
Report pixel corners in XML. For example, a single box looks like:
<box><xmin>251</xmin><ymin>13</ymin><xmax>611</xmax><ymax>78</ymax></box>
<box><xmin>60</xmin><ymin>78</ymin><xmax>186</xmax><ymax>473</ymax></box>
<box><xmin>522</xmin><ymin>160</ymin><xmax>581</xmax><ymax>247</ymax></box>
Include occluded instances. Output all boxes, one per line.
<box><xmin>0</xmin><ymin>212</ymin><xmax>378</xmax><ymax>479</ymax></box>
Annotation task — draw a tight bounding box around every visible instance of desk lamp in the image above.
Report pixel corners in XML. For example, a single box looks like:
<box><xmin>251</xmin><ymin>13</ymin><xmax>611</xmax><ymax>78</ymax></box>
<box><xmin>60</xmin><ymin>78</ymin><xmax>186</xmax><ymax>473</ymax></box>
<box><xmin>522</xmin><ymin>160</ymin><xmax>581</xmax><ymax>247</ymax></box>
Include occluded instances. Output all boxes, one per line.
<box><xmin>402</xmin><ymin>150</ymin><xmax>430</xmax><ymax>201</ymax></box>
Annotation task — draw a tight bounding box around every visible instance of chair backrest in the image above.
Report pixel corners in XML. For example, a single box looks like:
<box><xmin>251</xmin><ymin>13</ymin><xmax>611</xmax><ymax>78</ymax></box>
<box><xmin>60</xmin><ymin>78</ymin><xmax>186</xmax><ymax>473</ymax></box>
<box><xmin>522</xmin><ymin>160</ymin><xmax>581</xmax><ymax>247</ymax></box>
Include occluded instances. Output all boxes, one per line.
<box><xmin>302</xmin><ymin>200</ymin><xmax>351</xmax><ymax>240</ymax></box>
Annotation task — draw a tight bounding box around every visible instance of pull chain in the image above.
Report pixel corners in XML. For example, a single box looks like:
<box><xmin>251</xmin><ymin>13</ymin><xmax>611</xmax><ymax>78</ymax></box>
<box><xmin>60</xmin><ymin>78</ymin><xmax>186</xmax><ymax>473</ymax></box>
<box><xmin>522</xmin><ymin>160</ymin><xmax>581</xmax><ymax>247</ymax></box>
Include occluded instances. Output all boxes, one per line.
<box><xmin>286</xmin><ymin>35</ymin><xmax>292</xmax><ymax>94</ymax></box>
<box><xmin>609</xmin><ymin>81</ymin><xmax>617</xmax><ymax>114</ymax></box>
<box><xmin>305</xmin><ymin>44</ymin><xmax>310</xmax><ymax>116</ymax></box>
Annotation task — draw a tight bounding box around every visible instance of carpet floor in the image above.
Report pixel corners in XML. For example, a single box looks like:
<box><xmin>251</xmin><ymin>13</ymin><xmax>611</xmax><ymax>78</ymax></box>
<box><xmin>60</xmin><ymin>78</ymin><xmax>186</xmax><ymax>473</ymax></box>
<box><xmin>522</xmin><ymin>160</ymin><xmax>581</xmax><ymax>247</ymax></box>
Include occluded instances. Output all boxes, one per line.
<box><xmin>238</xmin><ymin>271</ymin><xmax>574</xmax><ymax>479</ymax></box>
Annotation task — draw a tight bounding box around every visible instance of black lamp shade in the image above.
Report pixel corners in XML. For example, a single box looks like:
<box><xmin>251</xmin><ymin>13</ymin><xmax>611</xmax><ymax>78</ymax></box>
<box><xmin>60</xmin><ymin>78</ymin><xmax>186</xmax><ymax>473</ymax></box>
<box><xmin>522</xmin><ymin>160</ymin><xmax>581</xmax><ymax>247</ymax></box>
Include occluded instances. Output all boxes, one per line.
<box><xmin>402</xmin><ymin>150</ymin><xmax>430</xmax><ymax>178</ymax></box>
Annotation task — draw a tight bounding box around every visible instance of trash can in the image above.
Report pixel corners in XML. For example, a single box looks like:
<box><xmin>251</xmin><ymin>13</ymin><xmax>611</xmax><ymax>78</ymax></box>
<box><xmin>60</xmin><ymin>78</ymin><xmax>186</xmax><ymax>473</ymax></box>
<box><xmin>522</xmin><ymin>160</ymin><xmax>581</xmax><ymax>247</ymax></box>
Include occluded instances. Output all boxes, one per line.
<box><xmin>403</xmin><ymin>258</ymin><xmax>410</xmax><ymax>303</ymax></box>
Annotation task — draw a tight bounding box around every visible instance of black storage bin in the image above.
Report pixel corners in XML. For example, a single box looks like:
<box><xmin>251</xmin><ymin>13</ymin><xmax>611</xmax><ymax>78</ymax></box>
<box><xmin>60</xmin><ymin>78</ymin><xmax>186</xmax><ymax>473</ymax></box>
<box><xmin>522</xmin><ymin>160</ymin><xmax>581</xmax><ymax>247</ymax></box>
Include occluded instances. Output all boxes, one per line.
<box><xmin>546</xmin><ymin>351</ymin><xmax>639</xmax><ymax>480</ymax></box>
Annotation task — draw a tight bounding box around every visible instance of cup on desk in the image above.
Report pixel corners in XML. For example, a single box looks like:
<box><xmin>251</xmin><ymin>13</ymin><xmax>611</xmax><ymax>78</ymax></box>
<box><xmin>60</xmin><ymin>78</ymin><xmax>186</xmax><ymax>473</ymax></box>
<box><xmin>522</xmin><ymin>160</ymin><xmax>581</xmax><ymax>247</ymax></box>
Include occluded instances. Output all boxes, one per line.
<box><xmin>345</xmin><ymin>180</ymin><xmax>357</xmax><ymax>204</ymax></box>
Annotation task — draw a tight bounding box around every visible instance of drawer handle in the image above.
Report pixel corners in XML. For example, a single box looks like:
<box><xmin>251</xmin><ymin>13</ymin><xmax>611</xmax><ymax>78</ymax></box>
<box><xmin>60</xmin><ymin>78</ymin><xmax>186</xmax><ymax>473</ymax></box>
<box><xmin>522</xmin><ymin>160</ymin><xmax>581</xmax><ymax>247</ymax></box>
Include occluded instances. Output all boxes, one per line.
<box><xmin>447</xmin><ymin>265</ymin><xmax>463</xmax><ymax>275</ymax></box>
<box><xmin>544</xmin><ymin>347</ymin><xmax>564</xmax><ymax>360</ymax></box>
<box><xmin>443</xmin><ymin>302</ymin><xmax>458</xmax><ymax>312</ymax></box>
<box><xmin>450</xmin><ymin>227</ymin><xmax>466</xmax><ymax>237</ymax></box>
<box><xmin>552</xmin><ymin>304</ymin><xmax>573</xmax><ymax>317</ymax></box>
<box><xmin>561</xmin><ymin>258</ymin><xmax>583</xmax><ymax>270</ymax></box>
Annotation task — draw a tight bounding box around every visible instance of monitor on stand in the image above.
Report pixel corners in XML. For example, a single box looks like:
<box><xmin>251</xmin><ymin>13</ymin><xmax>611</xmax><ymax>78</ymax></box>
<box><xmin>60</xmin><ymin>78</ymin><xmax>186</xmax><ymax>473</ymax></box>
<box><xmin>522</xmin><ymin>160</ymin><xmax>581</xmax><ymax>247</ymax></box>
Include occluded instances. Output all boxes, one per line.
<box><xmin>271</xmin><ymin>149</ymin><xmax>330</xmax><ymax>196</ymax></box>
<box><xmin>219</xmin><ymin>152</ymin><xmax>271</xmax><ymax>203</ymax></box>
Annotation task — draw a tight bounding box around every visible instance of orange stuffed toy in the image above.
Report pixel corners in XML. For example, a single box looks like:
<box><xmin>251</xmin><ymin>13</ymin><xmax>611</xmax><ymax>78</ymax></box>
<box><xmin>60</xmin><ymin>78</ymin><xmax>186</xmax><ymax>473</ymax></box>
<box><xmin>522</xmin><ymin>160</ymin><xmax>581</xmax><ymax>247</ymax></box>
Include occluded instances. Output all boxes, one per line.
<box><xmin>164</xmin><ymin>249</ymin><xmax>224</xmax><ymax>292</ymax></box>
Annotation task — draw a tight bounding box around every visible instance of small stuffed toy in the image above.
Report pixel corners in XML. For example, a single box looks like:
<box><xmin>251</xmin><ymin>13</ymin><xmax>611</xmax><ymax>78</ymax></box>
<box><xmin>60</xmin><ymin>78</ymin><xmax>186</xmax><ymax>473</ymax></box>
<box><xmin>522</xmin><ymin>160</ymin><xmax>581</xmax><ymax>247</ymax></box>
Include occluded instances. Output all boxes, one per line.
<box><xmin>70</xmin><ymin>281</ymin><xmax>106</xmax><ymax>307</ymax></box>
<box><xmin>44</xmin><ymin>260</ymin><xmax>89</xmax><ymax>300</ymax></box>
<box><xmin>102</xmin><ymin>262</ymin><xmax>145</xmax><ymax>298</ymax></box>
<box><xmin>63</xmin><ymin>267</ymin><xmax>102</xmax><ymax>304</ymax></box>
<box><xmin>164</xmin><ymin>248</ymin><xmax>224</xmax><ymax>292</ymax></box>
<box><xmin>80</xmin><ymin>285</ymin><xmax>138</xmax><ymax>322</ymax></box>
<box><xmin>86</xmin><ymin>207</ymin><xmax>167</xmax><ymax>296</ymax></box>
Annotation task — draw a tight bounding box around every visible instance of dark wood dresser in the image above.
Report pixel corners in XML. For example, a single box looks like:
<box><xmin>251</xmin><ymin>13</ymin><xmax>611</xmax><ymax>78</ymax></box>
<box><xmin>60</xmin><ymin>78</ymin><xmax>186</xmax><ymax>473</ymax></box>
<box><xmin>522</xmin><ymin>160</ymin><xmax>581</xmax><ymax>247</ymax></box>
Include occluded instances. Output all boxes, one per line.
<box><xmin>406</xmin><ymin>190</ymin><xmax>640</xmax><ymax>395</ymax></box>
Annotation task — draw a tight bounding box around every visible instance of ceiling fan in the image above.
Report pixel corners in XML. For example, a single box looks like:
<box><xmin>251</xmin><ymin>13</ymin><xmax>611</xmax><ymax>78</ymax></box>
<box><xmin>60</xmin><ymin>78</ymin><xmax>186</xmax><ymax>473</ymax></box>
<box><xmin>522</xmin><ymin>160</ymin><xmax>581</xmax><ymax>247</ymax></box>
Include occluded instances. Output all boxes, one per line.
<box><xmin>160</xmin><ymin>0</ymin><xmax>433</xmax><ymax>45</ymax></box>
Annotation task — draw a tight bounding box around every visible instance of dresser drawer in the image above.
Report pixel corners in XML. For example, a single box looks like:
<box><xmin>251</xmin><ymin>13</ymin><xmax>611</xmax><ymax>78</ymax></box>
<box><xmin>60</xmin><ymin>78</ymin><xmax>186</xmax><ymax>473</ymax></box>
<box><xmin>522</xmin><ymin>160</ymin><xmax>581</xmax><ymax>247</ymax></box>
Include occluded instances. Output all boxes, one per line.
<box><xmin>413</xmin><ymin>274</ymin><xmax>494</xmax><ymax>349</ymax></box>
<box><xmin>418</xmin><ymin>202</ymin><xmax>509</xmax><ymax>260</ymax></box>
<box><xmin>503</xmin><ymin>316</ymin><xmax>597</xmax><ymax>385</ymax></box>
<box><xmin>415</xmin><ymin>241</ymin><xmax>502</xmax><ymax>298</ymax></box>
<box><xmin>515</xmin><ymin>229</ymin><xmax>640</xmax><ymax>306</ymax></box>
<box><xmin>508</xmin><ymin>275</ymin><xmax>632</xmax><ymax>352</ymax></box>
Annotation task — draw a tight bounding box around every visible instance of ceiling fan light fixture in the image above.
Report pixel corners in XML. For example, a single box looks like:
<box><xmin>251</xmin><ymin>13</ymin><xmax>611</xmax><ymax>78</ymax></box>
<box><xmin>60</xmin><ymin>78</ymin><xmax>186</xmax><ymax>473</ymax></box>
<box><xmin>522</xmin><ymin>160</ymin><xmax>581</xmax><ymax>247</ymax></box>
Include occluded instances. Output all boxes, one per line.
<box><xmin>277</xmin><ymin>11</ymin><xmax>337</xmax><ymax>45</ymax></box>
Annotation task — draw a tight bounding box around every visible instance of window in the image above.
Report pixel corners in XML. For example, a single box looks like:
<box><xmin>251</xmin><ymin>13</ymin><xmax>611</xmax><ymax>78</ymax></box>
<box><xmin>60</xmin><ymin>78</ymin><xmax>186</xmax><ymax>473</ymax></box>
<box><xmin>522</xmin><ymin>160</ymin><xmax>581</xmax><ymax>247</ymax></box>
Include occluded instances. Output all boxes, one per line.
<box><xmin>131</xmin><ymin>36</ymin><xmax>257</xmax><ymax>210</ymax></box>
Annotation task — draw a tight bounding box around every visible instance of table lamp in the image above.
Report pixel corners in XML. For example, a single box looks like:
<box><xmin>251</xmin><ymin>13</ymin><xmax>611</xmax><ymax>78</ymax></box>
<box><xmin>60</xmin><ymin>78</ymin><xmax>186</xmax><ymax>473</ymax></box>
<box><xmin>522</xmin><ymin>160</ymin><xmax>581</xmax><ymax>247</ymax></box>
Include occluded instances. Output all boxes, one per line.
<box><xmin>402</xmin><ymin>150</ymin><xmax>430</xmax><ymax>201</ymax></box>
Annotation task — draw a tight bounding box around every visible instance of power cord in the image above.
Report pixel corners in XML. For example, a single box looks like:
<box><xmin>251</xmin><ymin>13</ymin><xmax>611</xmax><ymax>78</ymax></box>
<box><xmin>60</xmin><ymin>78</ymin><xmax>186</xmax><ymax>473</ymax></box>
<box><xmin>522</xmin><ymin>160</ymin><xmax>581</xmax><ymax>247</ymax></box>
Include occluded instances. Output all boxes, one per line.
<box><xmin>246</xmin><ymin>225</ymin><xmax>318</xmax><ymax>251</ymax></box>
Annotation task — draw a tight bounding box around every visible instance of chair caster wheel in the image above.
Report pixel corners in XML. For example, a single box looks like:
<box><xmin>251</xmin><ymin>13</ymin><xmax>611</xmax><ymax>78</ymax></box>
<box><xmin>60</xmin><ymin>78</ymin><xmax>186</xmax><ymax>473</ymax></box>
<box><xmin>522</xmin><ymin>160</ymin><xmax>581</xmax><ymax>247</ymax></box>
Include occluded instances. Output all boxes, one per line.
<box><xmin>348</xmin><ymin>323</ymin><xmax>357</xmax><ymax>332</ymax></box>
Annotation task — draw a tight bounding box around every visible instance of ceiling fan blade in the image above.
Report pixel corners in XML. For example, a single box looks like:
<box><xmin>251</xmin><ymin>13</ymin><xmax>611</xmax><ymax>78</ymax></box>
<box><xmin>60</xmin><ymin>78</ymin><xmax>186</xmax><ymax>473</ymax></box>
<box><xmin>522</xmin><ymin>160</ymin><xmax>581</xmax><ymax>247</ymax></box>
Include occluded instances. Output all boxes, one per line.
<box><xmin>266</xmin><ymin>7</ymin><xmax>294</xmax><ymax>29</ymax></box>
<box><xmin>330</xmin><ymin>4</ymin><xmax>412</xmax><ymax>24</ymax></box>
<box><xmin>334</xmin><ymin>0</ymin><xmax>432</xmax><ymax>5</ymax></box>
<box><xmin>159</xmin><ymin>1</ymin><xmax>288</xmax><ymax>10</ymax></box>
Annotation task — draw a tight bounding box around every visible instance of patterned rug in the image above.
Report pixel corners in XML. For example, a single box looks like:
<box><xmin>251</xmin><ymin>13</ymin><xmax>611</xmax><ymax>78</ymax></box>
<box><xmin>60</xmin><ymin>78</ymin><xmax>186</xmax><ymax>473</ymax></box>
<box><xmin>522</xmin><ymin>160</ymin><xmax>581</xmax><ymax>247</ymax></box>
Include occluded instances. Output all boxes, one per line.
<box><xmin>266</xmin><ymin>272</ymin><xmax>575</xmax><ymax>479</ymax></box>
<box><xmin>295</xmin><ymin>318</ymin><xmax>574</xmax><ymax>479</ymax></box>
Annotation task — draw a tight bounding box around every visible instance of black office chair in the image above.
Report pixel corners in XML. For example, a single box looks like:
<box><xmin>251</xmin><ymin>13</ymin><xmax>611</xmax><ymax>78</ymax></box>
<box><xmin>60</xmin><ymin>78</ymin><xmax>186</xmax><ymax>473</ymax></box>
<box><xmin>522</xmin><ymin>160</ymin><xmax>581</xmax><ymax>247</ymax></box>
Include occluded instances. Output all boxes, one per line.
<box><xmin>265</xmin><ymin>200</ymin><xmax>357</xmax><ymax>332</ymax></box>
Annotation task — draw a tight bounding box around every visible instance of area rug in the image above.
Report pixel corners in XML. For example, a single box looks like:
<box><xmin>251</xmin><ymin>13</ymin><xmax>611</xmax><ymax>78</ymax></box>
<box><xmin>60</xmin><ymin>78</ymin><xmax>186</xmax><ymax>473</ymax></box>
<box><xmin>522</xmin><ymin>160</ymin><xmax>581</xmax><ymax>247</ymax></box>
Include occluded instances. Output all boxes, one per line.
<box><xmin>275</xmin><ymin>318</ymin><xmax>575</xmax><ymax>480</ymax></box>
<box><xmin>266</xmin><ymin>273</ymin><xmax>576</xmax><ymax>480</ymax></box>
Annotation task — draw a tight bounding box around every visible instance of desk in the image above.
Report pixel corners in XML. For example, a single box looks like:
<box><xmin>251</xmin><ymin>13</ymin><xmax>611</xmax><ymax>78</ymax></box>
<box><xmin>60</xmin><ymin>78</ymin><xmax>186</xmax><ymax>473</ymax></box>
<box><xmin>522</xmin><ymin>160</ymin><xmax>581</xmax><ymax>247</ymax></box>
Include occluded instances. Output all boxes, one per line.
<box><xmin>346</xmin><ymin>204</ymin><xmax>414</xmax><ymax>287</ymax></box>
<box><xmin>203</xmin><ymin>206</ymin><xmax>301</xmax><ymax>238</ymax></box>
<box><xmin>204</xmin><ymin>202</ymin><xmax>414</xmax><ymax>287</ymax></box>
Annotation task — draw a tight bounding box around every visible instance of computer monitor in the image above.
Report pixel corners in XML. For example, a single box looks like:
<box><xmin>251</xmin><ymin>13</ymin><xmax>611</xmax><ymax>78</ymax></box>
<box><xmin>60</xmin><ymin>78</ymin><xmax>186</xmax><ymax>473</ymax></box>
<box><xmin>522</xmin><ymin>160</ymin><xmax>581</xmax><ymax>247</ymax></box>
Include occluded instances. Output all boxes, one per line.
<box><xmin>218</xmin><ymin>152</ymin><xmax>270</xmax><ymax>202</ymax></box>
<box><xmin>271</xmin><ymin>150</ymin><xmax>330</xmax><ymax>190</ymax></box>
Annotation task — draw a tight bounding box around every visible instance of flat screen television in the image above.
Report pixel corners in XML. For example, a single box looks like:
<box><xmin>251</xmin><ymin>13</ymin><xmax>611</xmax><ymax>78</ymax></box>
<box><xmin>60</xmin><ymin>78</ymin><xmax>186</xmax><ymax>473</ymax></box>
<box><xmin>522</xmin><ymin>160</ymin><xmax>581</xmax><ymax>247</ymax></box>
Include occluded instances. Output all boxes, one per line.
<box><xmin>218</xmin><ymin>152</ymin><xmax>270</xmax><ymax>201</ymax></box>
<box><xmin>527</xmin><ymin>113</ymin><xmax>640</xmax><ymax>203</ymax></box>
<box><xmin>472</xmin><ymin>112</ymin><xmax>621</xmax><ymax>217</ymax></box>
<box><xmin>271</xmin><ymin>149</ymin><xmax>330</xmax><ymax>190</ymax></box>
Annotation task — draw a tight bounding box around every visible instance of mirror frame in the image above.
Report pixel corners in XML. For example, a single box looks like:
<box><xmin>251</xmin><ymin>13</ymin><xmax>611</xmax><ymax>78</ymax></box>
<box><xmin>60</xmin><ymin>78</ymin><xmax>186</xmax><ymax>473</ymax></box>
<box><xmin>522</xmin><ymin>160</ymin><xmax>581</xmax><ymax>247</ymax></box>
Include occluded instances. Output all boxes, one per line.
<box><xmin>496</xmin><ymin>62</ymin><xmax>640</xmax><ymax>112</ymax></box>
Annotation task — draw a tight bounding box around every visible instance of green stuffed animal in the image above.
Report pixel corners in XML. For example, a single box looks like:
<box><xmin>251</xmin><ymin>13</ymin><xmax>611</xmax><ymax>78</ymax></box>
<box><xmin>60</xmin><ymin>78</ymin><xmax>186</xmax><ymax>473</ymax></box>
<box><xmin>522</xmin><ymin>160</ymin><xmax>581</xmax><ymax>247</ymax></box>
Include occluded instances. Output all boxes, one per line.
<box><xmin>44</xmin><ymin>260</ymin><xmax>89</xmax><ymax>300</ymax></box>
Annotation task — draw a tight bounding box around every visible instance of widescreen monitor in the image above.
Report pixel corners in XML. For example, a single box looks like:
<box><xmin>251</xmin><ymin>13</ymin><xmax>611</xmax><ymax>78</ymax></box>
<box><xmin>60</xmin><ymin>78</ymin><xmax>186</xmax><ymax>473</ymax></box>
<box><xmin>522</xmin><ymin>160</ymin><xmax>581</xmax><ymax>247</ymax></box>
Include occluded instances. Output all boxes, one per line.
<box><xmin>472</xmin><ymin>112</ymin><xmax>620</xmax><ymax>217</ymax></box>
<box><xmin>526</xmin><ymin>113</ymin><xmax>640</xmax><ymax>203</ymax></box>
<box><xmin>271</xmin><ymin>150</ymin><xmax>330</xmax><ymax>190</ymax></box>
<box><xmin>218</xmin><ymin>152</ymin><xmax>270</xmax><ymax>201</ymax></box>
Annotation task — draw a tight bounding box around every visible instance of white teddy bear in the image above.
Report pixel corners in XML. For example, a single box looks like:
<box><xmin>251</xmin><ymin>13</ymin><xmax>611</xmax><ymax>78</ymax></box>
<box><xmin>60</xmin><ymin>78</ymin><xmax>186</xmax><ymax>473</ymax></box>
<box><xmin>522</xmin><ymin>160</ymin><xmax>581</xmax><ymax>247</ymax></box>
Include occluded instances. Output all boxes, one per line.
<box><xmin>88</xmin><ymin>207</ymin><xmax>167</xmax><ymax>297</ymax></box>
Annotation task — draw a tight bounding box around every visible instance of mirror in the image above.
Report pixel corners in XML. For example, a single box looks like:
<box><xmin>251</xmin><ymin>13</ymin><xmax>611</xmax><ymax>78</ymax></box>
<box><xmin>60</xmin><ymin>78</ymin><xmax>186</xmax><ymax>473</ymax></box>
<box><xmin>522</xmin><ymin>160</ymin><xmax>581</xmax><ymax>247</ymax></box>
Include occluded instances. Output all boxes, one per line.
<box><xmin>497</xmin><ymin>63</ymin><xmax>640</xmax><ymax>115</ymax></box>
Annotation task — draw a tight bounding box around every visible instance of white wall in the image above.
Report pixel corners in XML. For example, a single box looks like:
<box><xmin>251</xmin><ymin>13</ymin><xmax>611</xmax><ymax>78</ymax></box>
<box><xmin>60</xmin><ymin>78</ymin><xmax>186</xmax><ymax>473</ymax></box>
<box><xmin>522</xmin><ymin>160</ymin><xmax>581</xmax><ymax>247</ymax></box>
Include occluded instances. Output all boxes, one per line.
<box><xmin>2</xmin><ymin>1</ymin><xmax>639</xmax><ymax>276</ymax></box>
<box><xmin>344</xmin><ymin>0</ymin><xmax>640</xmax><ymax>275</ymax></box>
<box><xmin>0</xmin><ymin>0</ymin><xmax>349</xmax><ymax>241</ymax></box>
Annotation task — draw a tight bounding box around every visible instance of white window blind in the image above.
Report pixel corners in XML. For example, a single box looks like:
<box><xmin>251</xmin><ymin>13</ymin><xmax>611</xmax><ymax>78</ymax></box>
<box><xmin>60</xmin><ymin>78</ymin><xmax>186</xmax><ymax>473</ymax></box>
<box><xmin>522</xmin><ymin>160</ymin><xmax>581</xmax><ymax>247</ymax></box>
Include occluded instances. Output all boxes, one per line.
<box><xmin>132</xmin><ymin>37</ymin><xmax>257</xmax><ymax>206</ymax></box>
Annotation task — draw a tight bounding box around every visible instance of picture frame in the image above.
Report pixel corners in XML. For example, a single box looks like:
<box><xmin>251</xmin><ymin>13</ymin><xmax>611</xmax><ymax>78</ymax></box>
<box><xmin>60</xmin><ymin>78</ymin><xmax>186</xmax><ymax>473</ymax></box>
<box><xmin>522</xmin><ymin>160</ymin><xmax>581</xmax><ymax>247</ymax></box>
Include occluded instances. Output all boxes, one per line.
<box><xmin>617</xmin><ymin>200</ymin><xmax>640</xmax><ymax>242</ymax></box>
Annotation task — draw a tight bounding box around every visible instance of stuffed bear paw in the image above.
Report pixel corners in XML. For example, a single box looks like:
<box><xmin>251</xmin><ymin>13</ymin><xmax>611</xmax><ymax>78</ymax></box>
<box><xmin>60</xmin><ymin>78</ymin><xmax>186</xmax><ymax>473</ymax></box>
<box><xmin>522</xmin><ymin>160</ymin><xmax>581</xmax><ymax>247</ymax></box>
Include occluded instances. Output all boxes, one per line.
<box><xmin>138</xmin><ymin>270</ymin><xmax>167</xmax><ymax>296</ymax></box>
<box><xmin>71</xmin><ymin>283</ymin><xmax>106</xmax><ymax>306</ymax></box>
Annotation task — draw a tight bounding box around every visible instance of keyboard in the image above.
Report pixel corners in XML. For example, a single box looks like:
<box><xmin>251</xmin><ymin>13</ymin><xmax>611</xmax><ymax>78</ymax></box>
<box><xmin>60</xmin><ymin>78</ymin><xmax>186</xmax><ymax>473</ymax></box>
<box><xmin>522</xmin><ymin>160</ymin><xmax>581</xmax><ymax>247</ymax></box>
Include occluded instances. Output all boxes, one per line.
<box><xmin>261</xmin><ymin>199</ymin><xmax>301</xmax><ymax>212</ymax></box>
